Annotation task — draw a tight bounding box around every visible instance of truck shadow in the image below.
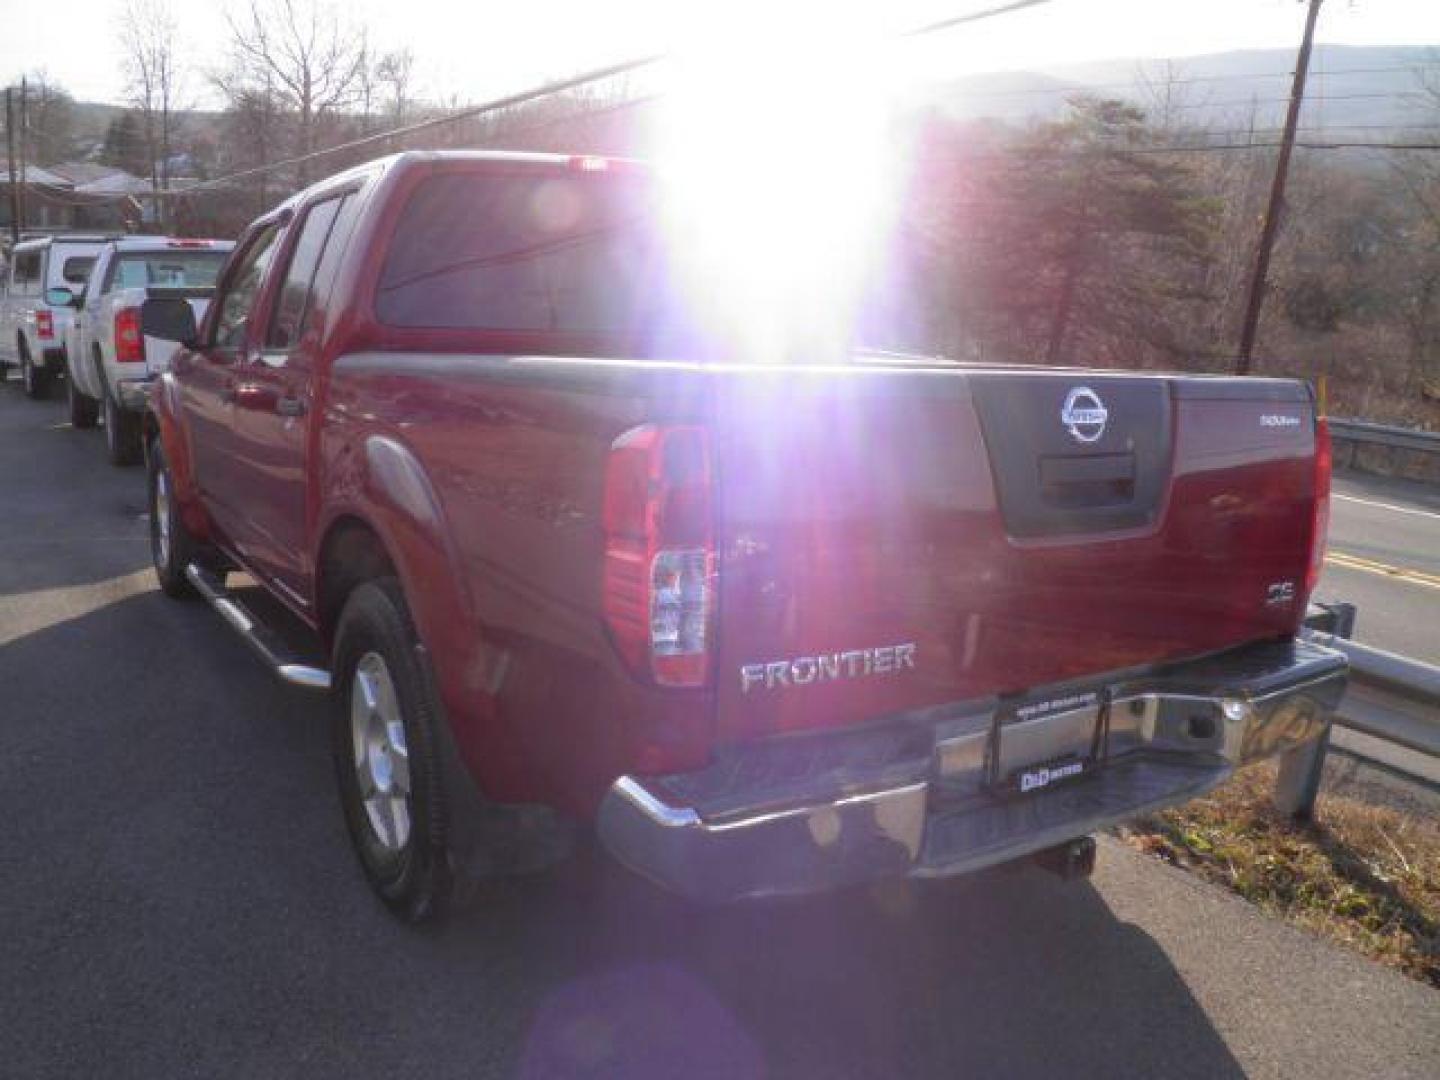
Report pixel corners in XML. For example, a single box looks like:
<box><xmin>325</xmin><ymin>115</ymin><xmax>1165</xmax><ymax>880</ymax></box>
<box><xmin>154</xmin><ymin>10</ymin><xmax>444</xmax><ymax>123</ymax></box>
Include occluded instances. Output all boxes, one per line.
<box><xmin>461</xmin><ymin>852</ymin><xmax>1247</xmax><ymax>1080</ymax></box>
<box><xmin>1</xmin><ymin>589</ymin><xmax>1243</xmax><ymax>1080</ymax></box>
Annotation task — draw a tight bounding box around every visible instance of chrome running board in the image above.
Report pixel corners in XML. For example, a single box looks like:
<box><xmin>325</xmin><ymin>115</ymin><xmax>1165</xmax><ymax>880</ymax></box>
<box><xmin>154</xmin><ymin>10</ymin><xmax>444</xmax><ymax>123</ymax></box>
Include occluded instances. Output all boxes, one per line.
<box><xmin>185</xmin><ymin>563</ymin><xmax>331</xmax><ymax>691</ymax></box>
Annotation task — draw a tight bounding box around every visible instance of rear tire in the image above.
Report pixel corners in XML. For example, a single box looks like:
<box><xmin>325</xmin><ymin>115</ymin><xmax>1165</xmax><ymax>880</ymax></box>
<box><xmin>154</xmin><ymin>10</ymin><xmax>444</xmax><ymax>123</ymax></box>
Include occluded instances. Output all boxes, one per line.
<box><xmin>147</xmin><ymin>439</ymin><xmax>198</xmax><ymax>599</ymax></box>
<box><xmin>104</xmin><ymin>390</ymin><xmax>143</xmax><ymax>466</ymax></box>
<box><xmin>332</xmin><ymin>578</ymin><xmax>452</xmax><ymax>923</ymax></box>
<box><xmin>68</xmin><ymin>373</ymin><xmax>100</xmax><ymax>429</ymax></box>
<box><xmin>20</xmin><ymin>341</ymin><xmax>51</xmax><ymax>399</ymax></box>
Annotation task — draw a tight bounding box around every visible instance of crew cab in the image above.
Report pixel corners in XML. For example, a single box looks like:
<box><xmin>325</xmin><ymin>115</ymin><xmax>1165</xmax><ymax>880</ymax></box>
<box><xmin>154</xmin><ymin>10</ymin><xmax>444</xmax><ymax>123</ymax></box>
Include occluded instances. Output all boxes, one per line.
<box><xmin>141</xmin><ymin>151</ymin><xmax>1346</xmax><ymax>921</ymax></box>
<box><xmin>52</xmin><ymin>237</ymin><xmax>232</xmax><ymax>464</ymax></box>
<box><xmin>0</xmin><ymin>235</ymin><xmax>112</xmax><ymax>398</ymax></box>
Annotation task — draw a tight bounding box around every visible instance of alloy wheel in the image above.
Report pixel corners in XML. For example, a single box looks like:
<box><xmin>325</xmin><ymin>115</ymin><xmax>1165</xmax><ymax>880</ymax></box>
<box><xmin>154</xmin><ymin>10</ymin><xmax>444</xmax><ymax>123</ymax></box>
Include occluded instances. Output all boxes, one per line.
<box><xmin>152</xmin><ymin>462</ymin><xmax>172</xmax><ymax>569</ymax></box>
<box><xmin>350</xmin><ymin>652</ymin><xmax>413</xmax><ymax>852</ymax></box>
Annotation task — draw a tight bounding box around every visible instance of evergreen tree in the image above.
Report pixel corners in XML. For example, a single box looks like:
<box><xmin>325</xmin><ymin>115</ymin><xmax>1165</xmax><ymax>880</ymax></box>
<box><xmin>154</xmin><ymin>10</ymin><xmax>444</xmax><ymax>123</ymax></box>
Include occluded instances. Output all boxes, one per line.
<box><xmin>100</xmin><ymin>111</ymin><xmax>149</xmax><ymax>176</ymax></box>
<box><xmin>975</xmin><ymin>97</ymin><xmax>1220</xmax><ymax>368</ymax></box>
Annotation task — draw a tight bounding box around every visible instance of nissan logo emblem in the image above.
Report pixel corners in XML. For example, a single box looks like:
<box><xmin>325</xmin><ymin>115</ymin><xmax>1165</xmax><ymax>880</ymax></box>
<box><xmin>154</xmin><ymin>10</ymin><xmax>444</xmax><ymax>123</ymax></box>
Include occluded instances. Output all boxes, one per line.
<box><xmin>1061</xmin><ymin>386</ymin><xmax>1108</xmax><ymax>444</ymax></box>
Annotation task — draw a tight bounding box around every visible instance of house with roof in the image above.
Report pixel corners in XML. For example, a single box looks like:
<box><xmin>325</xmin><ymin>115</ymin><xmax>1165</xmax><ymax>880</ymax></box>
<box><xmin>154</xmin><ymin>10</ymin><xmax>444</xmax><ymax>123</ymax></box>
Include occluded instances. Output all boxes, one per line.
<box><xmin>1</xmin><ymin>162</ymin><xmax>152</xmax><ymax>235</ymax></box>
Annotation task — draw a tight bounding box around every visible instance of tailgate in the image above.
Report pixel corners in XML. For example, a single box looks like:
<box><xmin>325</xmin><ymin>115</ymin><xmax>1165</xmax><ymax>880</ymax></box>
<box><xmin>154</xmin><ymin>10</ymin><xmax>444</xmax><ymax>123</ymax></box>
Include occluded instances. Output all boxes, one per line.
<box><xmin>712</xmin><ymin>368</ymin><xmax>1318</xmax><ymax>742</ymax></box>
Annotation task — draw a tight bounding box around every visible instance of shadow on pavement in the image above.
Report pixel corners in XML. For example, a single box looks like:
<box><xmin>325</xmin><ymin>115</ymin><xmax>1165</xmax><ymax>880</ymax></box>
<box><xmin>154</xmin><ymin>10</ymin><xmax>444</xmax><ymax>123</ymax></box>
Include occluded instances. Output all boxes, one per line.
<box><xmin>0</xmin><ymin>384</ymin><xmax>153</xmax><ymax>597</ymax></box>
<box><xmin>1</xmin><ymin>586</ymin><xmax>1244</xmax><ymax>1079</ymax></box>
<box><xmin>455</xmin><ymin>850</ymin><xmax>1246</xmax><ymax>1080</ymax></box>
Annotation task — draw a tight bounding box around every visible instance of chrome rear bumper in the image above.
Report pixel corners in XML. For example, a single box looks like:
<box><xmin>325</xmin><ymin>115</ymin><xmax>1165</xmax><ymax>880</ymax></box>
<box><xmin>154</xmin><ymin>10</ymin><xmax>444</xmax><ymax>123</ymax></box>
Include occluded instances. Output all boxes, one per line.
<box><xmin>598</xmin><ymin>638</ymin><xmax>1347</xmax><ymax>902</ymax></box>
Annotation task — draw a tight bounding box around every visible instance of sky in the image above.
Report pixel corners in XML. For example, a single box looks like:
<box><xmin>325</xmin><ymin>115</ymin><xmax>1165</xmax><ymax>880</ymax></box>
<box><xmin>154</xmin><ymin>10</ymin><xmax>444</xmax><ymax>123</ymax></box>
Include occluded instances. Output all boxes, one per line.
<box><xmin>0</xmin><ymin>0</ymin><xmax>1437</xmax><ymax>108</ymax></box>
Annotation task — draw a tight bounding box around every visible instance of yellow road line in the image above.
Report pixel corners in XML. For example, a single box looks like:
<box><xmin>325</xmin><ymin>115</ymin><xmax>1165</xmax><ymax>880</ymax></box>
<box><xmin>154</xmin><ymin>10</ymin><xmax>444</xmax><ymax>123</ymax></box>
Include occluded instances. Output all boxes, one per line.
<box><xmin>1325</xmin><ymin>550</ymin><xmax>1440</xmax><ymax>591</ymax></box>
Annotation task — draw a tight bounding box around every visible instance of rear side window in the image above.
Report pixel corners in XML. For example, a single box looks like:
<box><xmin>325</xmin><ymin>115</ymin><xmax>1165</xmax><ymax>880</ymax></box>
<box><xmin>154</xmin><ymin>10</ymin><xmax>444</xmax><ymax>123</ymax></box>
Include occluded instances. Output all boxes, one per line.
<box><xmin>13</xmin><ymin>252</ymin><xmax>41</xmax><ymax>294</ymax></box>
<box><xmin>105</xmin><ymin>252</ymin><xmax>227</xmax><ymax>293</ymax></box>
<box><xmin>375</xmin><ymin>171</ymin><xmax>670</xmax><ymax>335</ymax></box>
<box><xmin>307</xmin><ymin>194</ymin><xmax>362</xmax><ymax>322</ymax></box>
<box><xmin>60</xmin><ymin>256</ymin><xmax>95</xmax><ymax>286</ymax></box>
<box><xmin>213</xmin><ymin>224</ymin><xmax>283</xmax><ymax>349</ymax></box>
<box><xmin>265</xmin><ymin>196</ymin><xmax>344</xmax><ymax>350</ymax></box>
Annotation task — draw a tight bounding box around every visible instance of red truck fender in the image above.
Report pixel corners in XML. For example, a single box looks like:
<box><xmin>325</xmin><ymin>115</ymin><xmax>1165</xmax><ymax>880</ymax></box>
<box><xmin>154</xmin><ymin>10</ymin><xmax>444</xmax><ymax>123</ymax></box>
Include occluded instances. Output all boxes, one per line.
<box><xmin>316</xmin><ymin>432</ymin><xmax>478</xmax><ymax>633</ymax></box>
<box><xmin>316</xmin><ymin>433</ymin><xmax>574</xmax><ymax>872</ymax></box>
<box><xmin>145</xmin><ymin>372</ymin><xmax>214</xmax><ymax>542</ymax></box>
<box><xmin>315</xmin><ymin>433</ymin><xmax>482</xmax><ymax>697</ymax></box>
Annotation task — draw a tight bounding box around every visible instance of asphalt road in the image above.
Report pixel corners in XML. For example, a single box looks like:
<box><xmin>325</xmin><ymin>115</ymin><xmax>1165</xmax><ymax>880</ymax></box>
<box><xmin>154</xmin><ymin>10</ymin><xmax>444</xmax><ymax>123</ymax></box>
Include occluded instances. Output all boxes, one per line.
<box><xmin>1315</xmin><ymin>471</ymin><xmax>1440</xmax><ymax>666</ymax></box>
<box><xmin>1310</xmin><ymin>470</ymin><xmax>1440</xmax><ymax>782</ymax></box>
<box><xmin>2</xmin><ymin>384</ymin><xmax>1437</xmax><ymax>1079</ymax></box>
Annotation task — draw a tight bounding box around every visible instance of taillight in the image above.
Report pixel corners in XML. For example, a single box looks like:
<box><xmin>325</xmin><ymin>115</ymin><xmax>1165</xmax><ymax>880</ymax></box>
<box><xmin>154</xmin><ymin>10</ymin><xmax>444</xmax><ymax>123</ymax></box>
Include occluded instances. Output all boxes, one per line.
<box><xmin>1305</xmin><ymin>417</ymin><xmax>1332</xmax><ymax>596</ymax></box>
<box><xmin>36</xmin><ymin>310</ymin><xmax>54</xmax><ymax>339</ymax></box>
<box><xmin>114</xmin><ymin>307</ymin><xmax>145</xmax><ymax>363</ymax></box>
<box><xmin>602</xmin><ymin>424</ymin><xmax>714</xmax><ymax>688</ymax></box>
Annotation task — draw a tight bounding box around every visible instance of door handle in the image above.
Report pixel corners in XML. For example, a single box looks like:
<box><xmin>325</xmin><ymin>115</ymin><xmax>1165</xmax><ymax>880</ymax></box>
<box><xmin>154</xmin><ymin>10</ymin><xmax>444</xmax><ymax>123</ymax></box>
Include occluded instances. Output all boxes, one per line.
<box><xmin>275</xmin><ymin>395</ymin><xmax>305</xmax><ymax>418</ymax></box>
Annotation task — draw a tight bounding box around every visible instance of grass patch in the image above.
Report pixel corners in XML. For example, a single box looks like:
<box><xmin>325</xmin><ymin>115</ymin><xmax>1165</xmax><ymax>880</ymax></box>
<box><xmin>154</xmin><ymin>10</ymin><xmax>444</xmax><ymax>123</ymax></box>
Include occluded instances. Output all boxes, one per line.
<box><xmin>1117</xmin><ymin>761</ymin><xmax>1440</xmax><ymax>988</ymax></box>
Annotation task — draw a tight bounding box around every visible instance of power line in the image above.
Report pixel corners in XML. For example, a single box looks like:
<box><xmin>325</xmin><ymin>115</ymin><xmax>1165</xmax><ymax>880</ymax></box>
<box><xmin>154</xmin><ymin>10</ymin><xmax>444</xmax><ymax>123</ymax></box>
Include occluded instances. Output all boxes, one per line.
<box><xmin>931</xmin><ymin>138</ymin><xmax>1440</xmax><ymax>159</ymax></box>
<box><xmin>1298</xmin><ymin>141</ymin><xmax>1440</xmax><ymax>151</ymax></box>
<box><xmin>904</xmin><ymin>0</ymin><xmax>1060</xmax><ymax>37</ymax></box>
<box><xmin>1160</xmin><ymin>90</ymin><xmax>1428</xmax><ymax>110</ymax></box>
<box><xmin>168</xmin><ymin>53</ymin><xmax>665</xmax><ymax>198</ymax></box>
<box><xmin>40</xmin><ymin>0</ymin><xmax>1440</xmax><ymax>209</ymax></box>
<box><xmin>938</xmin><ymin>63</ymin><xmax>1432</xmax><ymax>99</ymax></box>
<box><xmin>1191</xmin><ymin>123</ymin><xmax>1440</xmax><ymax>134</ymax></box>
<box><xmin>152</xmin><ymin>0</ymin><xmax>1068</xmax><ymax>201</ymax></box>
<box><xmin>1132</xmin><ymin>139</ymin><xmax>1440</xmax><ymax>153</ymax></box>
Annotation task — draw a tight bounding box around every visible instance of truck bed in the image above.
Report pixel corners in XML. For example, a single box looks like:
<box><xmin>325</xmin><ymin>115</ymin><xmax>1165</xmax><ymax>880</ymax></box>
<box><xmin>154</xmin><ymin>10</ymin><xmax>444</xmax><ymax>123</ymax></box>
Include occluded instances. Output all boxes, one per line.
<box><xmin>327</xmin><ymin>352</ymin><xmax>1323</xmax><ymax>803</ymax></box>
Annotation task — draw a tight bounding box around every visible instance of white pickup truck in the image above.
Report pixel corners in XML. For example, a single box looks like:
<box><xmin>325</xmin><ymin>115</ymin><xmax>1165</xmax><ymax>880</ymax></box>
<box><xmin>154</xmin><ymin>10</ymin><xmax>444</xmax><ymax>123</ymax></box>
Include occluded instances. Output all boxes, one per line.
<box><xmin>54</xmin><ymin>237</ymin><xmax>233</xmax><ymax>464</ymax></box>
<box><xmin>1</xmin><ymin>235</ymin><xmax>112</xmax><ymax>398</ymax></box>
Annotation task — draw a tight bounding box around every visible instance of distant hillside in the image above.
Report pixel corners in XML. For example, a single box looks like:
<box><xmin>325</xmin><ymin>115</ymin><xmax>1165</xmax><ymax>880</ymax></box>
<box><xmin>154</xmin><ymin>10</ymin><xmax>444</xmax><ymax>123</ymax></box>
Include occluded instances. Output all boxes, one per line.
<box><xmin>926</xmin><ymin>45</ymin><xmax>1438</xmax><ymax>134</ymax></box>
<box><xmin>57</xmin><ymin>46</ymin><xmax>1439</xmax><ymax>170</ymax></box>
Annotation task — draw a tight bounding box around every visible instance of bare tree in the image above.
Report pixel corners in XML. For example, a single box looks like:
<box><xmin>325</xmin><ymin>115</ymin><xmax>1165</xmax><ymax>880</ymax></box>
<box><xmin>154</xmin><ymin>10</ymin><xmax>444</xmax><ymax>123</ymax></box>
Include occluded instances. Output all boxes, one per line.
<box><xmin>375</xmin><ymin>48</ymin><xmax>415</xmax><ymax>126</ymax></box>
<box><xmin>120</xmin><ymin>0</ymin><xmax>183</xmax><ymax>226</ymax></box>
<box><xmin>224</xmin><ymin>0</ymin><xmax>368</xmax><ymax>183</ymax></box>
<box><xmin>355</xmin><ymin>38</ymin><xmax>376</xmax><ymax>134</ymax></box>
<box><xmin>16</xmin><ymin>72</ymin><xmax>79</xmax><ymax>165</ymax></box>
<box><xmin>1378</xmin><ymin>56</ymin><xmax>1440</xmax><ymax>401</ymax></box>
<box><xmin>1135</xmin><ymin>59</ymin><xmax>1202</xmax><ymax>135</ymax></box>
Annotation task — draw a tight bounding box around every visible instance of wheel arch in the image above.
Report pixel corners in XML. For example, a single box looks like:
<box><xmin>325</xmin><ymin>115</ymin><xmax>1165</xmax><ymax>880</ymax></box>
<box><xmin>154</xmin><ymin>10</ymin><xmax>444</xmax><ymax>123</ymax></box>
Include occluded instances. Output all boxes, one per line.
<box><xmin>314</xmin><ymin>515</ymin><xmax>399</xmax><ymax>648</ymax></box>
<box><xmin>142</xmin><ymin>373</ymin><xmax>211</xmax><ymax>540</ymax></box>
<box><xmin>90</xmin><ymin>342</ymin><xmax>110</xmax><ymax>402</ymax></box>
<box><xmin>314</xmin><ymin>434</ymin><xmax>475</xmax><ymax>654</ymax></box>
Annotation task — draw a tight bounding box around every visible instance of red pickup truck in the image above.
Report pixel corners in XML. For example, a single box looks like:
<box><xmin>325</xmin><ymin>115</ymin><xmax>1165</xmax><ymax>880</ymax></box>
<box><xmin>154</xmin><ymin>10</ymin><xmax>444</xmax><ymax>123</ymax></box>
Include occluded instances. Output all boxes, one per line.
<box><xmin>141</xmin><ymin>151</ymin><xmax>1346</xmax><ymax>921</ymax></box>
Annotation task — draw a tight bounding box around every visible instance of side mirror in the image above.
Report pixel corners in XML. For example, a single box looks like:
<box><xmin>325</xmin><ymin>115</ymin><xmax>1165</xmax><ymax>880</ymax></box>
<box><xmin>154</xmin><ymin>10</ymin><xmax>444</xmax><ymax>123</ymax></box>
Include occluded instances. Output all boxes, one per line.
<box><xmin>45</xmin><ymin>286</ymin><xmax>76</xmax><ymax>308</ymax></box>
<box><xmin>141</xmin><ymin>296</ymin><xmax>198</xmax><ymax>346</ymax></box>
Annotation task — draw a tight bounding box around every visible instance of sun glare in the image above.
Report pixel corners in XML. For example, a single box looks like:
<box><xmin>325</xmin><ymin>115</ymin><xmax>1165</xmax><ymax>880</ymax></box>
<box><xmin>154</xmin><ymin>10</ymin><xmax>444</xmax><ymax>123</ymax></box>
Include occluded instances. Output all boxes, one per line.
<box><xmin>650</xmin><ymin>17</ymin><xmax>909</xmax><ymax>362</ymax></box>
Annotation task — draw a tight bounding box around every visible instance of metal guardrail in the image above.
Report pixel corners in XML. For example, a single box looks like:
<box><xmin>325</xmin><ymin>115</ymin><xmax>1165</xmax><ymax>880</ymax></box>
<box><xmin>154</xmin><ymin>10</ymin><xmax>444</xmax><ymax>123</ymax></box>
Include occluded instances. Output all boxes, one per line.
<box><xmin>1305</xmin><ymin>632</ymin><xmax>1440</xmax><ymax>760</ymax></box>
<box><xmin>1276</xmin><ymin>604</ymin><xmax>1440</xmax><ymax>817</ymax></box>
<box><xmin>1328</xmin><ymin>417</ymin><xmax>1440</xmax><ymax>456</ymax></box>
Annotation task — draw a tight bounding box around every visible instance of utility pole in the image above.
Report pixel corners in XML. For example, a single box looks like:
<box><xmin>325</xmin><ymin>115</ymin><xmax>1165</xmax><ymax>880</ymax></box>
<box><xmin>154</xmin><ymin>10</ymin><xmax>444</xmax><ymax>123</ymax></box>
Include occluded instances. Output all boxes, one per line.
<box><xmin>1236</xmin><ymin>0</ymin><xmax>1323</xmax><ymax>374</ymax></box>
<box><xmin>4</xmin><ymin>87</ymin><xmax>19</xmax><ymax>244</ymax></box>
<box><xmin>17</xmin><ymin>76</ymin><xmax>27</xmax><ymax>236</ymax></box>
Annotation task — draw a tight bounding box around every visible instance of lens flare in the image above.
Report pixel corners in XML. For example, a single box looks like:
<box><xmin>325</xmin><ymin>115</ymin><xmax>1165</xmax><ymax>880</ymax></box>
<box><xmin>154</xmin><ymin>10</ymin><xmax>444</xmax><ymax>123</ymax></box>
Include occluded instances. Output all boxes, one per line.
<box><xmin>649</xmin><ymin>15</ymin><xmax>908</xmax><ymax>362</ymax></box>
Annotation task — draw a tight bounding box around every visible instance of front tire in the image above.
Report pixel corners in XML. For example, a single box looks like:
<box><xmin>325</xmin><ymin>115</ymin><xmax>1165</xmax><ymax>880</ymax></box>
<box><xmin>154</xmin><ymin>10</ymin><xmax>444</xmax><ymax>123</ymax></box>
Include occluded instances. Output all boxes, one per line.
<box><xmin>104</xmin><ymin>390</ymin><xmax>143</xmax><ymax>465</ymax></box>
<box><xmin>68</xmin><ymin>374</ymin><xmax>100</xmax><ymax>428</ymax></box>
<box><xmin>332</xmin><ymin>579</ymin><xmax>452</xmax><ymax>922</ymax></box>
<box><xmin>147</xmin><ymin>439</ymin><xmax>198</xmax><ymax>599</ymax></box>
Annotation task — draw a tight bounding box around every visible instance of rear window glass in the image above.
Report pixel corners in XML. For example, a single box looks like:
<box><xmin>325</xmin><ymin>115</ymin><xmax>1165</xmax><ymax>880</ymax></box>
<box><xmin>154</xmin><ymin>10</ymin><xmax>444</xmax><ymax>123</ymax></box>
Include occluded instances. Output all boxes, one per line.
<box><xmin>13</xmin><ymin>252</ymin><xmax>41</xmax><ymax>285</ymax></box>
<box><xmin>60</xmin><ymin>256</ymin><xmax>95</xmax><ymax>285</ymax></box>
<box><xmin>108</xmin><ymin>251</ymin><xmax>227</xmax><ymax>292</ymax></box>
<box><xmin>376</xmin><ymin>171</ymin><xmax>674</xmax><ymax>336</ymax></box>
